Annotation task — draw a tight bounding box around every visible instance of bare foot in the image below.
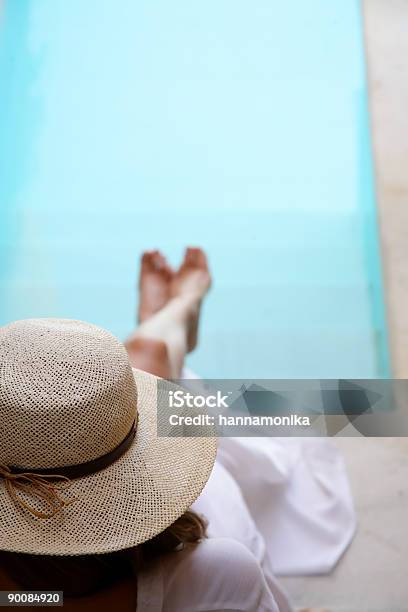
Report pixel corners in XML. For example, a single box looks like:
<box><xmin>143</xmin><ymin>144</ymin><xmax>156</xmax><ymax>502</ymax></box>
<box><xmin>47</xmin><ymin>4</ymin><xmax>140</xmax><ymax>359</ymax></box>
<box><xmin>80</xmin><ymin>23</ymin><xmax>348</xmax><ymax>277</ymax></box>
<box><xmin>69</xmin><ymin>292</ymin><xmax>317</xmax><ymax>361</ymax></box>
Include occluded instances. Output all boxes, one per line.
<box><xmin>138</xmin><ymin>250</ymin><xmax>173</xmax><ymax>323</ymax></box>
<box><xmin>170</xmin><ymin>247</ymin><xmax>211</xmax><ymax>352</ymax></box>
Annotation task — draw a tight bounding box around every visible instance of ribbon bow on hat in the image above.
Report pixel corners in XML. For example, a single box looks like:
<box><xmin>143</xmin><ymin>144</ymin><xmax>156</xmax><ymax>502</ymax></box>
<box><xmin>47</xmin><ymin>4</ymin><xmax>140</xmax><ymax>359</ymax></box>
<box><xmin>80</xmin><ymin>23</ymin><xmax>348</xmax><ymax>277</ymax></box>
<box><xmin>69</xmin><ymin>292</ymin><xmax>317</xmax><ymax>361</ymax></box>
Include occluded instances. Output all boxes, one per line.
<box><xmin>0</xmin><ymin>464</ymin><xmax>76</xmax><ymax>519</ymax></box>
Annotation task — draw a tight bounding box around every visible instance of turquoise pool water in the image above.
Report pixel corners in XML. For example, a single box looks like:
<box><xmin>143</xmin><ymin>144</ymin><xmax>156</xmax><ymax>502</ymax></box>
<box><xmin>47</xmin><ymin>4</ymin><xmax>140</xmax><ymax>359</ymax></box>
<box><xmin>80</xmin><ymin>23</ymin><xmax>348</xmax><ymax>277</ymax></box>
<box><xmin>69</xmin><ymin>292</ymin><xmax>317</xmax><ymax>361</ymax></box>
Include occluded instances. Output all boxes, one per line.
<box><xmin>0</xmin><ymin>0</ymin><xmax>389</xmax><ymax>378</ymax></box>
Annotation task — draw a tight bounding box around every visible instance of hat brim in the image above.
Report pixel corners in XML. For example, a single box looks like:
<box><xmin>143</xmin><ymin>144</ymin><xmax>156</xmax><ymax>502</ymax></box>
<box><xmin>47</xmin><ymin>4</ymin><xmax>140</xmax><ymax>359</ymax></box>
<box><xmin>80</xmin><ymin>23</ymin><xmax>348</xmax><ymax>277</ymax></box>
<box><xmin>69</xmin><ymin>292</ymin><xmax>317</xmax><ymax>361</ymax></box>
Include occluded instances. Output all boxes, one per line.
<box><xmin>0</xmin><ymin>369</ymin><xmax>217</xmax><ymax>555</ymax></box>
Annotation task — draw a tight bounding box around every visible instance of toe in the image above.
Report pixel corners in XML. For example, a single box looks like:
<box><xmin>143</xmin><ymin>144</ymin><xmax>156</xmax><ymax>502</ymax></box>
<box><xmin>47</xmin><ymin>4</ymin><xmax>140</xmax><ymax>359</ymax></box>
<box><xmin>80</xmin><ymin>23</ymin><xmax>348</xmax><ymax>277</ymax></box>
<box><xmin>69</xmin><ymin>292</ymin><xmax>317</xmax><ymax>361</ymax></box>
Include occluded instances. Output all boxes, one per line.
<box><xmin>151</xmin><ymin>251</ymin><xmax>165</xmax><ymax>271</ymax></box>
<box><xmin>196</xmin><ymin>248</ymin><xmax>208</xmax><ymax>270</ymax></box>
<box><xmin>141</xmin><ymin>250</ymin><xmax>155</xmax><ymax>271</ymax></box>
<box><xmin>186</xmin><ymin>247</ymin><xmax>208</xmax><ymax>269</ymax></box>
<box><xmin>185</xmin><ymin>246</ymin><xmax>198</xmax><ymax>266</ymax></box>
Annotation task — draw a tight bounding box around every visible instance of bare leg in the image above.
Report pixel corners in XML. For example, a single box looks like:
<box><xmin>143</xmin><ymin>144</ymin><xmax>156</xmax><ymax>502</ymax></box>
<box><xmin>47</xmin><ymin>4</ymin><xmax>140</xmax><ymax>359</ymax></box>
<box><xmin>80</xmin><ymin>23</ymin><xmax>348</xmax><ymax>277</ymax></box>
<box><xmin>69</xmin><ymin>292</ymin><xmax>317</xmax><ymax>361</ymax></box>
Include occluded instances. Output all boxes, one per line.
<box><xmin>125</xmin><ymin>336</ymin><xmax>173</xmax><ymax>379</ymax></box>
<box><xmin>138</xmin><ymin>250</ymin><xmax>173</xmax><ymax>323</ymax></box>
<box><xmin>128</xmin><ymin>295</ymin><xmax>196</xmax><ymax>378</ymax></box>
<box><xmin>170</xmin><ymin>247</ymin><xmax>211</xmax><ymax>352</ymax></box>
<box><xmin>125</xmin><ymin>248</ymin><xmax>211</xmax><ymax>379</ymax></box>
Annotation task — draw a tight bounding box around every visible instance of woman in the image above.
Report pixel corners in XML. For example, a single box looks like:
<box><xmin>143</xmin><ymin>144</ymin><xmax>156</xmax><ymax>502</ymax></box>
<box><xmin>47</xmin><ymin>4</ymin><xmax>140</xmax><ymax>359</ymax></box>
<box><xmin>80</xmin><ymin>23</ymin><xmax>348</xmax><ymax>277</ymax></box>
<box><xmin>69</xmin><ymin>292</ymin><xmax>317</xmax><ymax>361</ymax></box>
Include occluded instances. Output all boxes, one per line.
<box><xmin>0</xmin><ymin>248</ymin><xmax>355</xmax><ymax>611</ymax></box>
<box><xmin>129</xmin><ymin>248</ymin><xmax>355</xmax><ymax>593</ymax></box>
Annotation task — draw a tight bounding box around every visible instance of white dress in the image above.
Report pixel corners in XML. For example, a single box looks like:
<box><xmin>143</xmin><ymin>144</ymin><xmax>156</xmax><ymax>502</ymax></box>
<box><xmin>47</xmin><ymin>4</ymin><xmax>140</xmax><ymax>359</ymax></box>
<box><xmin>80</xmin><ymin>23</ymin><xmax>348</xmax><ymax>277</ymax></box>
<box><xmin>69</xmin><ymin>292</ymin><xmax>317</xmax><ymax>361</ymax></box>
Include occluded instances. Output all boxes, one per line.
<box><xmin>214</xmin><ymin>436</ymin><xmax>356</xmax><ymax>575</ymax></box>
<box><xmin>137</xmin><ymin>536</ymin><xmax>282</xmax><ymax>611</ymax></box>
<box><xmin>137</xmin><ymin>436</ymin><xmax>356</xmax><ymax>611</ymax></box>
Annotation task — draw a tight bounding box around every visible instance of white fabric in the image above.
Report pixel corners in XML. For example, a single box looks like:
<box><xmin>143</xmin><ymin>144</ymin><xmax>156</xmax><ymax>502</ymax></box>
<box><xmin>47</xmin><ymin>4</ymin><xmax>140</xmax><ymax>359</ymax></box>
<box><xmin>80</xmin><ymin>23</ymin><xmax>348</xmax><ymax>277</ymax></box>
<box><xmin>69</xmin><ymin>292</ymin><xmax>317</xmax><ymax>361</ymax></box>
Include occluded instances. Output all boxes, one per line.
<box><xmin>137</xmin><ymin>538</ymin><xmax>281</xmax><ymax>612</ymax></box>
<box><xmin>192</xmin><ymin>462</ymin><xmax>293</xmax><ymax>611</ymax></box>
<box><xmin>137</xmin><ymin>369</ymin><xmax>356</xmax><ymax>610</ymax></box>
<box><xmin>136</xmin><ymin>439</ymin><xmax>356</xmax><ymax>610</ymax></box>
<box><xmin>215</xmin><ymin>436</ymin><xmax>356</xmax><ymax>575</ymax></box>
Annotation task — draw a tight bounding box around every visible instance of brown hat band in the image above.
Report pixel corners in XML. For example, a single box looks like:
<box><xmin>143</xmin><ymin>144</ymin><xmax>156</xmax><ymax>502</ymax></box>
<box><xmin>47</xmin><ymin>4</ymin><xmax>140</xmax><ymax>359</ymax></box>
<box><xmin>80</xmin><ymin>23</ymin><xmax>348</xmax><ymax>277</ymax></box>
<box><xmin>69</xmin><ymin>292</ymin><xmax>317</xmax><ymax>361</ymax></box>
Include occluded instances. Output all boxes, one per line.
<box><xmin>0</xmin><ymin>418</ymin><xmax>137</xmax><ymax>519</ymax></box>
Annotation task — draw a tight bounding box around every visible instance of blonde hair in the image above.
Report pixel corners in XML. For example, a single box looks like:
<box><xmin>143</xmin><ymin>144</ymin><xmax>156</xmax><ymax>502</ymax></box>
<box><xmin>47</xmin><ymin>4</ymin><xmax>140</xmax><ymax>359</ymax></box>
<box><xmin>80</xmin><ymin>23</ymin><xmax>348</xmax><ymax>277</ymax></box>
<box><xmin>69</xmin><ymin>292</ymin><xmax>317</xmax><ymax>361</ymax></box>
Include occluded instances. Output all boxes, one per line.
<box><xmin>0</xmin><ymin>510</ymin><xmax>207</xmax><ymax>597</ymax></box>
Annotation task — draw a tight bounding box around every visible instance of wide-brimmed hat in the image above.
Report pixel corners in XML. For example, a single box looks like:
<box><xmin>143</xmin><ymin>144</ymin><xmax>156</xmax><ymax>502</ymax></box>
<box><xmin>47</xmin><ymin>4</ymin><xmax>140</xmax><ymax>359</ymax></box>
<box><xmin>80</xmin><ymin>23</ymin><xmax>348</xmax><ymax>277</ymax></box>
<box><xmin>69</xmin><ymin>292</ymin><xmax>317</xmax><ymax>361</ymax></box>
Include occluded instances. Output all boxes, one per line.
<box><xmin>0</xmin><ymin>318</ymin><xmax>217</xmax><ymax>555</ymax></box>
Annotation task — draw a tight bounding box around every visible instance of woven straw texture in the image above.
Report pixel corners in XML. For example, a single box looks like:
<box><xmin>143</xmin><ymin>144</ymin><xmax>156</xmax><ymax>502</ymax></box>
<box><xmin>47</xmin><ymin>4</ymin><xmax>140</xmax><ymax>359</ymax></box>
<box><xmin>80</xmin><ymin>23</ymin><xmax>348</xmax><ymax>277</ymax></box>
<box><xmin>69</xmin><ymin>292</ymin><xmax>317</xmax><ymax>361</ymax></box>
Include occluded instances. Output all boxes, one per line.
<box><xmin>0</xmin><ymin>319</ymin><xmax>217</xmax><ymax>555</ymax></box>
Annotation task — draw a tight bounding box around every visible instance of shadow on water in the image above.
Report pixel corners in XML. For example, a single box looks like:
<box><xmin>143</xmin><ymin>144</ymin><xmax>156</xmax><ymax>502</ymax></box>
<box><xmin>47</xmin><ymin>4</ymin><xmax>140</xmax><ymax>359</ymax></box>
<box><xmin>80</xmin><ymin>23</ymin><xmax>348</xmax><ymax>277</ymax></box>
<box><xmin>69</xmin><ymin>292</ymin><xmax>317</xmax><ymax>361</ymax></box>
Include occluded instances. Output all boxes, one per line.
<box><xmin>0</xmin><ymin>0</ymin><xmax>42</xmax><ymax>322</ymax></box>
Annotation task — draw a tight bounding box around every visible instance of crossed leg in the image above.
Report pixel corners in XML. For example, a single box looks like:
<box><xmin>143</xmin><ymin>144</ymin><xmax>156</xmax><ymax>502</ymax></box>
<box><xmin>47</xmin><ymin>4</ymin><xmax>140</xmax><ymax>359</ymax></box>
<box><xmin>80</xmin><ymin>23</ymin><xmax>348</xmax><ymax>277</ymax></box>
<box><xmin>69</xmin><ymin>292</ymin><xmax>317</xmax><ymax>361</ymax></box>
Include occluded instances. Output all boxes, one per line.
<box><xmin>124</xmin><ymin>248</ymin><xmax>211</xmax><ymax>379</ymax></box>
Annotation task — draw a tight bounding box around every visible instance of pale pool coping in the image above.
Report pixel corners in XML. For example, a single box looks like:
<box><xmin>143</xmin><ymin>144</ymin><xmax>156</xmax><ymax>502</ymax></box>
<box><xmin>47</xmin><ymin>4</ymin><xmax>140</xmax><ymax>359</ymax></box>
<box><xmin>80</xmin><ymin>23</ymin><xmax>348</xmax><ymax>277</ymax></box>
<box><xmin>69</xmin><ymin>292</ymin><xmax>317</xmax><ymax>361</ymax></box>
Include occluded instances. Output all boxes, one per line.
<box><xmin>363</xmin><ymin>0</ymin><xmax>408</xmax><ymax>378</ymax></box>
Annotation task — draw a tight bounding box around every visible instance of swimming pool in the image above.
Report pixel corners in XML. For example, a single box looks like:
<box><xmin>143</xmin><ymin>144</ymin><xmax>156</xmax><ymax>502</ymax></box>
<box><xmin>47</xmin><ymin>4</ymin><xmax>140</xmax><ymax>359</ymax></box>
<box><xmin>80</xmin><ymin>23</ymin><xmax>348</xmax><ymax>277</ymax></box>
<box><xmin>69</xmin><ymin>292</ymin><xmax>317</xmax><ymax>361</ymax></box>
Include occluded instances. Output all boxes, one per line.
<box><xmin>0</xmin><ymin>0</ymin><xmax>390</xmax><ymax>378</ymax></box>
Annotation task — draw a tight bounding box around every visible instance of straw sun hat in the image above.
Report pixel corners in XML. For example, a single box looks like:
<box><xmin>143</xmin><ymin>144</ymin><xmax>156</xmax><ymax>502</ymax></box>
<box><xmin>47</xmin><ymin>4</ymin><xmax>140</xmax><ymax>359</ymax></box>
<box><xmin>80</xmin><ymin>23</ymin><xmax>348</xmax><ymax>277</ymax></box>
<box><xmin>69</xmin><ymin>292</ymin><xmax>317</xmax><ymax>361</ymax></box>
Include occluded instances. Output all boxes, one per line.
<box><xmin>0</xmin><ymin>318</ymin><xmax>217</xmax><ymax>556</ymax></box>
